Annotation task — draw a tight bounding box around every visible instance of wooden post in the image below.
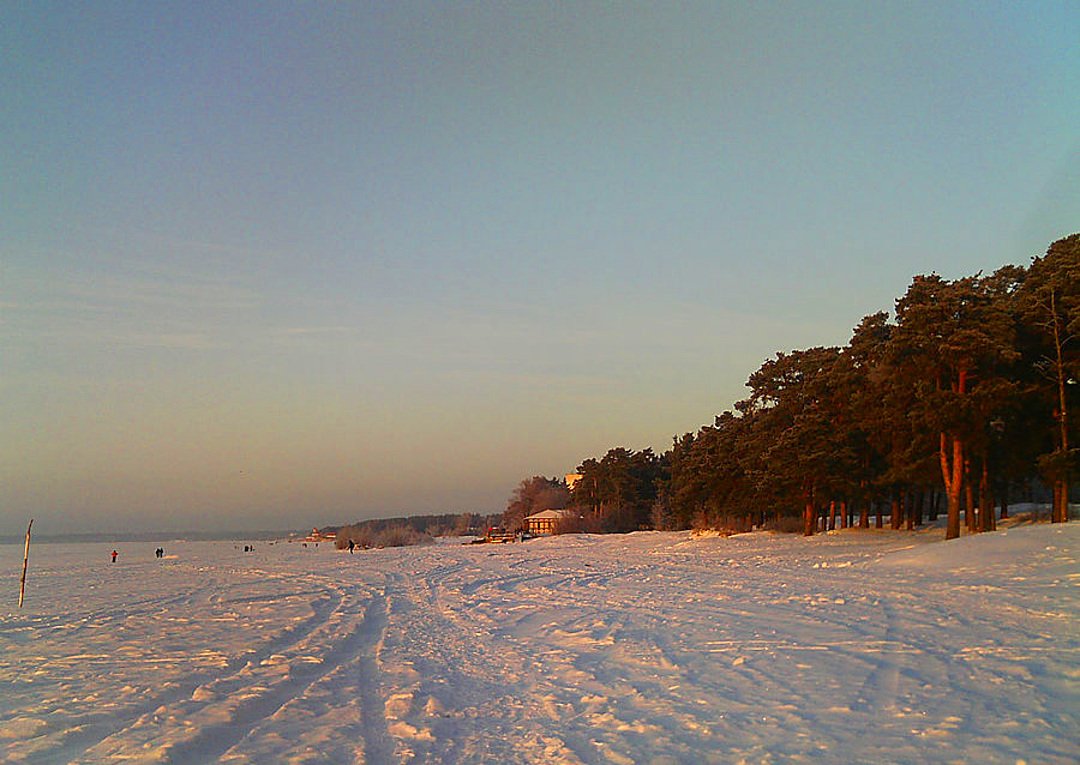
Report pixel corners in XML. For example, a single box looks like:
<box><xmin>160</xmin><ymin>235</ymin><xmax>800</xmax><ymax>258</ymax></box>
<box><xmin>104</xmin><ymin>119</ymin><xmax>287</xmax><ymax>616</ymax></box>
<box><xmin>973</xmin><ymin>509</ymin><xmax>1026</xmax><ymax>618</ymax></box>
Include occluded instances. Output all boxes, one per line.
<box><xmin>19</xmin><ymin>519</ymin><xmax>33</xmax><ymax>609</ymax></box>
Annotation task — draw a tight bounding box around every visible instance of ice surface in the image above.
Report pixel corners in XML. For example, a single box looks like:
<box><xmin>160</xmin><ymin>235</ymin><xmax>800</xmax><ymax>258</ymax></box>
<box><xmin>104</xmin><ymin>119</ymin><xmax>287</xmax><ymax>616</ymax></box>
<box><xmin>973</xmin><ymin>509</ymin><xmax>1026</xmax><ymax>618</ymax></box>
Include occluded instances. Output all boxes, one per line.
<box><xmin>2</xmin><ymin>523</ymin><xmax>1076</xmax><ymax>764</ymax></box>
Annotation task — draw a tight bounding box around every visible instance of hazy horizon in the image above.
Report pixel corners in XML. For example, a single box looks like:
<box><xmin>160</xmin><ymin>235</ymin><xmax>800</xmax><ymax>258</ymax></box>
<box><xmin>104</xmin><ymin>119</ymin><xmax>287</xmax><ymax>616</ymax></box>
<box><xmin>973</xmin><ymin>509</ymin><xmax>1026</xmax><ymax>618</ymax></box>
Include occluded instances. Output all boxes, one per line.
<box><xmin>0</xmin><ymin>527</ymin><xmax>299</xmax><ymax>545</ymax></box>
<box><xmin>3</xmin><ymin>2</ymin><xmax>1078</xmax><ymax>535</ymax></box>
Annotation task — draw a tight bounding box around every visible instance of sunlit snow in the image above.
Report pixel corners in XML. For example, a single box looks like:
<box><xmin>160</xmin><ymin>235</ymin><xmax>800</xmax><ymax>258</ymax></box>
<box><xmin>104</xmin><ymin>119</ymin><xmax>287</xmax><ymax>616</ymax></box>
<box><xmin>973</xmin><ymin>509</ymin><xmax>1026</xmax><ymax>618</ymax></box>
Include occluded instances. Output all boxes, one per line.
<box><xmin>2</xmin><ymin>515</ymin><xmax>1076</xmax><ymax>764</ymax></box>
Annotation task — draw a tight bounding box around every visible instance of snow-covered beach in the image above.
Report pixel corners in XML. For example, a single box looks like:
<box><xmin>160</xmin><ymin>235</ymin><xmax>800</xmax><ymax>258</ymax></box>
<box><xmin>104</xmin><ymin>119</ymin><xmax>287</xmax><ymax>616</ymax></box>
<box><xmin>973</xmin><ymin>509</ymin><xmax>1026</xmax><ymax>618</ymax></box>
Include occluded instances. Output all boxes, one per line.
<box><xmin>2</xmin><ymin>520</ymin><xmax>1076</xmax><ymax>764</ymax></box>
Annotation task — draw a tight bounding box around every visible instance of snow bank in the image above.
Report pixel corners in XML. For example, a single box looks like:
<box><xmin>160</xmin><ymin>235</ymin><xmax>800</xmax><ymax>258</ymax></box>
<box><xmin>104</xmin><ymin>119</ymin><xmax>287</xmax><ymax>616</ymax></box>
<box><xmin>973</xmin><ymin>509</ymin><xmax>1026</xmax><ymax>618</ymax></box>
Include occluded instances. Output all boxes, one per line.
<box><xmin>879</xmin><ymin>522</ymin><xmax>1076</xmax><ymax>574</ymax></box>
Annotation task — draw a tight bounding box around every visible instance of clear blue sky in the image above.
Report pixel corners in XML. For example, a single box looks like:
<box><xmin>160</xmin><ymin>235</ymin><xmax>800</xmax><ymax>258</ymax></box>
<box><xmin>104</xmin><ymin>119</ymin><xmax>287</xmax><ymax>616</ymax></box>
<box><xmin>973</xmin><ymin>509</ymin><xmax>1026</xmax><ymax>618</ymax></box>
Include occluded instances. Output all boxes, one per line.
<box><xmin>2</xmin><ymin>2</ymin><xmax>1077</xmax><ymax>535</ymax></box>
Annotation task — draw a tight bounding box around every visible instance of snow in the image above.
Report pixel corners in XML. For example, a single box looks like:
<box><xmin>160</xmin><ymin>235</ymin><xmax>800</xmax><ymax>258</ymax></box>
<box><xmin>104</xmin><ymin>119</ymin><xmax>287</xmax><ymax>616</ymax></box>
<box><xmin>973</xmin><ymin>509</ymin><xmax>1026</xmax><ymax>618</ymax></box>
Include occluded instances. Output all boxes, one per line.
<box><xmin>1</xmin><ymin>521</ymin><xmax>1076</xmax><ymax>764</ymax></box>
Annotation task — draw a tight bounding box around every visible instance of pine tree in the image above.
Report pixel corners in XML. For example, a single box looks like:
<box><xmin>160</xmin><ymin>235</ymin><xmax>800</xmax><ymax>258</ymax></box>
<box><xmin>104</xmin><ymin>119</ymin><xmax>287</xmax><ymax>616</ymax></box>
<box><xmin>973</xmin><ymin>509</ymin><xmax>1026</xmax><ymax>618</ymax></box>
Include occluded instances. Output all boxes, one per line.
<box><xmin>1019</xmin><ymin>234</ymin><xmax>1080</xmax><ymax>523</ymax></box>
<box><xmin>739</xmin><ymin>347</ymin><xmax>845</xmax><ymax>535</ymax></box>
<box><xmin>890</xmin><ymin>274</ymin><xmax>1019</xmax><ymax>539</ymax></box>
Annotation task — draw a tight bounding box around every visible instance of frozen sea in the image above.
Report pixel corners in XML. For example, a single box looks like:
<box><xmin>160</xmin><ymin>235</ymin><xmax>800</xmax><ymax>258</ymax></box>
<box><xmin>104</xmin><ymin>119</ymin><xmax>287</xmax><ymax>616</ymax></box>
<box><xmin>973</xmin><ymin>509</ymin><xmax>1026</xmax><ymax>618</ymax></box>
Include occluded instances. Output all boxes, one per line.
<box><xmin>2</xmin><ymin>517</ymin><xmax>1076</xmax><ymax>764</ymax></box>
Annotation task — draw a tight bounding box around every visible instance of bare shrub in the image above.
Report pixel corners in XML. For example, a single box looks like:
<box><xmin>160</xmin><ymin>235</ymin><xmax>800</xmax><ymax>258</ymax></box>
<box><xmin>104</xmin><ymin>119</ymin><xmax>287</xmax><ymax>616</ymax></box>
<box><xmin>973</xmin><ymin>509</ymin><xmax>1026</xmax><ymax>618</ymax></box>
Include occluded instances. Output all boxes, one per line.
<box><xmin>762</xmin><ymin>513</ymin><xmax>804</xmax><ymax>534</ymax></box>
<box><xmin>555</xmin><ymin>512</ymin><xmax>601</xmax><ymax>534</ymax></box>
<box><xmin>373</xmin><ymin>525</ymin><xmax>433</xmax><ymax>548</ymax></box>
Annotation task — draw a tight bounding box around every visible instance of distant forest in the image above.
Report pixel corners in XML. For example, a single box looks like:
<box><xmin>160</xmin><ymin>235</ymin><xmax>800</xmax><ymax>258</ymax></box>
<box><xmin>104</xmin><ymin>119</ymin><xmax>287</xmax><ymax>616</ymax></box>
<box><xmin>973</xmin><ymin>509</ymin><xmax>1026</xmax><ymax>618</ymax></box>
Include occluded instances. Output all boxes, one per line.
<box><xmin>331</xmin><ymin>512</ymin><xmax>501</xmax><ymax>550</ymax></box>
<box><xmin>505</xmin><ymin>234</ymin><xmax>1078</xmax><ymax>540</ymax></box>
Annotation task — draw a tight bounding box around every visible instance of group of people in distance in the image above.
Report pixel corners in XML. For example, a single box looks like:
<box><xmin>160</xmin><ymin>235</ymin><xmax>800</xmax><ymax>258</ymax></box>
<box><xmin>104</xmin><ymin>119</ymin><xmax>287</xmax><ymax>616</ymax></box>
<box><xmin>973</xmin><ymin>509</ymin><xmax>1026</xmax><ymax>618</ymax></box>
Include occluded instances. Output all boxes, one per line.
<box><xmin>108</xmin><ymin>547</ymin><xmax>166</xmax><ymax>563</ymax></box>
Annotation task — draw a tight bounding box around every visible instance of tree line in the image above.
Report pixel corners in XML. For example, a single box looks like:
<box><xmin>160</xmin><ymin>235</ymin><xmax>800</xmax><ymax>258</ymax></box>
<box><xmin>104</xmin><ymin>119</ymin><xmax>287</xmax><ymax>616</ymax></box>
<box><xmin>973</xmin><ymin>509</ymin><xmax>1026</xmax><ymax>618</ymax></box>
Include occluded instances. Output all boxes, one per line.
<box><xmin>508</xmin><ymin>234</ymin><xmax>1078</xmax><ymax>540</ymax></box>
<box><xmin>332</xmin><ymin>512</ymin><xmax>502</xmax><ymax>549</ymax></box>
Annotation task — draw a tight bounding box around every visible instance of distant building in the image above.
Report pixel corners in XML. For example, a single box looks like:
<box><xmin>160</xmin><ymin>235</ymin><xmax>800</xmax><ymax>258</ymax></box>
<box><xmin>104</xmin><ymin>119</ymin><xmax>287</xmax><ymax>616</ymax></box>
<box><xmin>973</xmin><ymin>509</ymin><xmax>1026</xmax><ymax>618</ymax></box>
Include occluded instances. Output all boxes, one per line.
<box><xmin>305</xmin><ymin>527</ymin><xmax>336</xmax><ymax>543</ymax></box>
<box><xmin>525</xmin><ymin>508</ymin><xmax>579</xmax><ymax>536</ymax></box>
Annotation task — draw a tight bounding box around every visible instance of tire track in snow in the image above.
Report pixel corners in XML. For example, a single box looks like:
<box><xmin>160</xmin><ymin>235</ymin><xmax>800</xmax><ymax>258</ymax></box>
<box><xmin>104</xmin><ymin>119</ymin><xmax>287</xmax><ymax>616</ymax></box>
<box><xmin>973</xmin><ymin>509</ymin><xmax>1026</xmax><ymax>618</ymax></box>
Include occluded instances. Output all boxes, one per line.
<box><xmin>159</xmin><ymin>586</ymin><xmax>390</xmax><ymax>764</ymax></box>
<box><xmin>848</xmin><ymin>598</ymin><xmax>914</xmax><ymax>715</ymax></box>
<box><xmin>372</xmin><ymin>559</ymin><xmax>591</xmax><ymax>764</ymax></box>
<box><xmin>455</xmin><ymin>554</ymin><xmax>707</xmax><ymax>764</ymax></box>
<box><xmin>352</xmin><ymin>589</ymin><xmax>395</xmax><ymax>765</ymax></box>
<box><xmin>62</xmin><ymin>577</ymin><xmax>344</xmax><ymax>764</ymax></box>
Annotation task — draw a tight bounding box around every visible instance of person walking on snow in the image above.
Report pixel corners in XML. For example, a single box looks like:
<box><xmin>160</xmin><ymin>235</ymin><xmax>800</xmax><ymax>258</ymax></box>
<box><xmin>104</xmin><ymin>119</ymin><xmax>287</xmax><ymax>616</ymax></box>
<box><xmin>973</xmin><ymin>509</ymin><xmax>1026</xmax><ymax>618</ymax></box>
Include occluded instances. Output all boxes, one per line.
<box><xmin>111</xmin><ymin>550</ymin><xmax>118</xmax><ymax>563</ymax></box>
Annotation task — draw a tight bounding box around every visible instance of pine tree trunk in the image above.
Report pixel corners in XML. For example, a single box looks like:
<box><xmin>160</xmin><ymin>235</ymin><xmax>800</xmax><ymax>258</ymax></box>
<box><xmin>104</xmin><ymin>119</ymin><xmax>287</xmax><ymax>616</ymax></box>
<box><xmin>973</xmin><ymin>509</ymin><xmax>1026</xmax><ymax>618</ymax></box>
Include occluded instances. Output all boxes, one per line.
<box><xmin>941</xmin><ymin>432</ymin><xmax>964</xmax><ymax>540</ymax></box>
<box><xmin>980</xmin><ymin>461</ymin><xmax>995</xmax><ymax>532</ymax></box>
<box><xmin>1050</xmin><ymin>289</ymin><xmax>1070</xmax><ymax>524</ymax></box>
<box><xmin>941</xmin><ymin>369</ymin><xmax>970</xmax><ymax>540</ymax></box>
<box><xmin>802</xmin><ymin>477</ymin><xmax>817</xmax><ymax>536</ymax></box>
<box><xmin>946</xmin><ymin>487</ymin><xmax>962</xmax><ymax>539</ymax></box>
<box><xmin>1053</xmin><ymin>480</ymin><xmax>1067</xmax><ymax>523</ymax></box>
<box><xmin>964</xmin><ymin>459</ymin><xmax>978</xmax><ymax>532</ymax></box>
<box><xmin>875</xmin><ymin>500</ymin><xmax>883</xmax><ymax>528</ymax></box>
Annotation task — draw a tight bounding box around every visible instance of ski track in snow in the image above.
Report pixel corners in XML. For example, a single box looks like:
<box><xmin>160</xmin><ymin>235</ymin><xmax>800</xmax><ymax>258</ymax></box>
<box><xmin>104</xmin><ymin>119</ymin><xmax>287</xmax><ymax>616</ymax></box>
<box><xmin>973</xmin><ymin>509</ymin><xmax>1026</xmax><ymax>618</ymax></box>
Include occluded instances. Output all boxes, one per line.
<box><xmin>1</xmin><ymin>522</ymin><xmax>1077</xmax><ymax>764</ymax></box>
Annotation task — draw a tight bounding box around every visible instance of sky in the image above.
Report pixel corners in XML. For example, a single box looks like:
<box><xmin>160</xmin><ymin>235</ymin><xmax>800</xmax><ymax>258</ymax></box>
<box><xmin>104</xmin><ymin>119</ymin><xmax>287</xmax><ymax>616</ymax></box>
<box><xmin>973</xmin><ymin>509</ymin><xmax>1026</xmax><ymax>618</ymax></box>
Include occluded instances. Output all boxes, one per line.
<box><xmin>2</xmin><ymin>1</ymin><xmax>1078</xmax><ymax>536</ymax></box>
